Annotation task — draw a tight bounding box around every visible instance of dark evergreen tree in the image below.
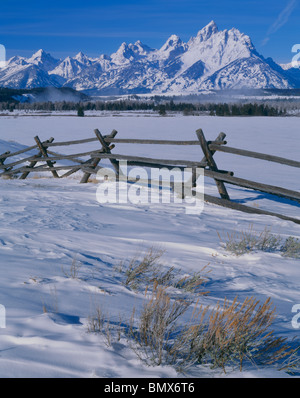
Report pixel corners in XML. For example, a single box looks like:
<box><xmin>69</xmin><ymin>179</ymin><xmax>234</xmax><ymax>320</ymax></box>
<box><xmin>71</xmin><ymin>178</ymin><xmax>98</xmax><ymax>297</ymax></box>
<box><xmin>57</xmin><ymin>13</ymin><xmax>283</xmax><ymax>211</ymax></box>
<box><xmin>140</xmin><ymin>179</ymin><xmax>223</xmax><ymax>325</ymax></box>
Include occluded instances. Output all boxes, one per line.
<box><xmin>77</xmin><ymin>107</ymin><xmax>85</xmax><ymax>117</ymax></box>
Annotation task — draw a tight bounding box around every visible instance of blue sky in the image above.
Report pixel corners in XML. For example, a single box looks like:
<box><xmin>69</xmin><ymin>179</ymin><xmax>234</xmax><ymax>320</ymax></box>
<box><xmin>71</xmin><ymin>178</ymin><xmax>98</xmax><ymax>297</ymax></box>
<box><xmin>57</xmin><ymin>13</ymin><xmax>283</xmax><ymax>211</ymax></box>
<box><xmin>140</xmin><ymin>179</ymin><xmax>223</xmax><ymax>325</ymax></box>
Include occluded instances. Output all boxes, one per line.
<box><xmin>0</xmin><ymin>0</ymin><xmax>299</xmax><ymax>63</ymax></box>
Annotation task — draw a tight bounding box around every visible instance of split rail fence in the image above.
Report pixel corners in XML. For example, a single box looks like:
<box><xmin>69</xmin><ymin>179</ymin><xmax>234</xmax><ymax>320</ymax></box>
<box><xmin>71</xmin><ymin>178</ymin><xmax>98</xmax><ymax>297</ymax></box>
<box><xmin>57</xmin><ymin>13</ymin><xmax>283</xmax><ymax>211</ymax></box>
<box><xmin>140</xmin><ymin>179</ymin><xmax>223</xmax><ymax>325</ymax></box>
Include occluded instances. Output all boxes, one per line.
<box><xmin>0</xmin><ymin>128</ymin><xmax>299</xmax><ymax>224</ymax></box>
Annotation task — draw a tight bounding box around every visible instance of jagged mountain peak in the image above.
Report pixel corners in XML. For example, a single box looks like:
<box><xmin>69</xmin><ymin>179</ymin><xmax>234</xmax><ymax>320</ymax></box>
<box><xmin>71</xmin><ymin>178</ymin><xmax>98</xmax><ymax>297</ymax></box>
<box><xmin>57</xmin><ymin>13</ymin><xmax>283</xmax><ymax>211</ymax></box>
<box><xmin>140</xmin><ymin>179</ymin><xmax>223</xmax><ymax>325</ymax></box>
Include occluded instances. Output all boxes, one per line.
<box><xmin>28</xmin><ymin>49</ymin><xmax>57</xmax><ymax>62</ymax></box>
<box><xmin>111</xmin><ymin>42</ymin><xmax>135</xmax><ymax>64</ymax></box>
<box><xmin>119</xmin><ymin>42</ymin><xmax>128</xmax><ymax>49</ymax></box>
<box><xmin>196</xmin><ymin>20</ymin><xmax>218</xmax><ymax>41</ymax></box>
<box><xmin>73</xmin><ymin>52</ymin><xmax>91</xmax><ymax>65</ymax></box>
<box><xmin>131</xmin><ymin>41</ymin><xmax>154</xmax><ymax>55</ymax></box>
<box><xmin>188</xmin><ymin>21</ymin><xmax>253</xmax><ymax>53</ymax></box>
<box><xmin>227</xmin><ymin>27</ymin><xmax>254</xmax><ymax>48</ymax></box>
<box><xmin>157</xmin><ymin>35</ymin><xmax>187</xmax><ymax>62</ymax></box>
<box><xmin>27</xmin><ymin>49</ymin><xmax>60</xmax><ymax>72</ymax></box>
<box><xmin>30</xmin><ymin>49</ymin><xmax>46</xmax><ymax>58</ymax></box>
<box><xmin>74</xmin><ymin>51</ymin><xmax>86</xmax><ymax>61</ymax></box>
<box><xmin>48</xmin><ymin>52</ymin><xmax>93</xmax><ymax>80</ymax></box>
<box><xmin>111</xmin><ymin>40</ymin><xmax>154</xmax><ymax>64</ymax></box>
<box><xmin>6</xmin><ymin>55</ymin><xmax>27</xmax><ymax>66</ymax></box>
<box><xmin>160</xmin><ymin>34</ymin><xmax>183</xmax><ymax>50</ymax></box>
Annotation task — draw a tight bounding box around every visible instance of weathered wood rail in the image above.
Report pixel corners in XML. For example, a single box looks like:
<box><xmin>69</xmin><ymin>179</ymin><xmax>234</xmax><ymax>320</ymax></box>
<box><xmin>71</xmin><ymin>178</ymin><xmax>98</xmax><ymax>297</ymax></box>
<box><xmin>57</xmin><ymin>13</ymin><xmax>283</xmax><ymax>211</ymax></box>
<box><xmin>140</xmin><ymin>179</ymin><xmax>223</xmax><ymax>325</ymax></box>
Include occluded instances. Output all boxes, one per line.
<box><xmin>0</xmin><ymin>128</ymin><xmax>299</xmax><ymax>224</ymax></box>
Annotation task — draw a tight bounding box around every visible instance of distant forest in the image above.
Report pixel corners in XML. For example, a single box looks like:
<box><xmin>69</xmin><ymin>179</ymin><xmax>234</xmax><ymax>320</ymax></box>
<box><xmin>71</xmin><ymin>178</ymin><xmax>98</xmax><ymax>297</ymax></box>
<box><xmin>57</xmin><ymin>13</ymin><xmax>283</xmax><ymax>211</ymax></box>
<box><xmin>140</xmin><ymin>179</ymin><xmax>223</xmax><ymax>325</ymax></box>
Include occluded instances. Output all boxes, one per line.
<box><xmin>0</xmin><ymin>87</ymin><xmax>291</xmax><ymax>116</ymax></box>
<box><xmin>0</xmin><ymin>99</ymin><xmax>286</xmax><ymax>117</ymax></box>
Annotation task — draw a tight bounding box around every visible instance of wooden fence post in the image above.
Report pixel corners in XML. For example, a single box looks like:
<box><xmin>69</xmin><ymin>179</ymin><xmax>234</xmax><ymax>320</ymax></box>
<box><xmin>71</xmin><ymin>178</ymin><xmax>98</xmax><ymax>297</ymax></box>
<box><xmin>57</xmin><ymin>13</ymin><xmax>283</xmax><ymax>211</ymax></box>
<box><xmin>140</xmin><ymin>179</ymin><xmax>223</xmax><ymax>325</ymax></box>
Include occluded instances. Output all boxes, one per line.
<box><xmin>196</xmin><ymin>129</ymin><xmax>230</xmax><ymax>200</ymax></box>
<box><xmin>80</xmin><ymin>130</ymin><xmax>118</xmax><ymax>184</ymax></box>
<box><xmin>34</xmin><ymin>136</ymin><xmax>59</xmax><ymax>179</ymax></box>
<box><xmin>19</xmin><ymin>154</ymin><xmax>40</xmax><ymax>180</ymax></box>
<box><xmin>0</xmin><ymin>151</ymin><xmax>11</xmax><ymax>174</ymax></box>
<box><xmin>20</xmin><ymin>137</ymin><xmax>56</xmax><ymax>180</ymax></box>
<box><xmin>94</xmin><ymin>129</ymin><xmax>121</xmax><ymax>176</ymax></box>
<box><xmin>200</xmin><ymin>132</ymin><xmax>226</xmax><ymax>165</ymax></box>
<box><xmin>189</xmin><ymin>132</ymin><xmax>228</xmax><ymax>193</ymax></box>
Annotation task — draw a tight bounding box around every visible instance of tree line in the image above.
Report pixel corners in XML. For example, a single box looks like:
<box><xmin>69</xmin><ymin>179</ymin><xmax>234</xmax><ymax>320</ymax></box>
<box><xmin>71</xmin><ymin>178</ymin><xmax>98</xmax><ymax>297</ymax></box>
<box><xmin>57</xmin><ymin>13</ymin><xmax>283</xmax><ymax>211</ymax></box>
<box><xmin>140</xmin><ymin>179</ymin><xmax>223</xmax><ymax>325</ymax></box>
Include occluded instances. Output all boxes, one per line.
<box><xmin>0</xmin><ymin>98</ymin><xmax>286</xmax><ymax>116</ymax></box>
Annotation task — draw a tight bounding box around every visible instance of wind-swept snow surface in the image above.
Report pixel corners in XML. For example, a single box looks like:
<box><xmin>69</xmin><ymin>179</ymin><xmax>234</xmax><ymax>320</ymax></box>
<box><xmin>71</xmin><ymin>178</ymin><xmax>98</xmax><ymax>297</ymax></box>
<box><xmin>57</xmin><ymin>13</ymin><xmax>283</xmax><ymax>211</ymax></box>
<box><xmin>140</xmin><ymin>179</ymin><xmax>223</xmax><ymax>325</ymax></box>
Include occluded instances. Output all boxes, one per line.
<box><xmin>0</xmin><ymin>114</ymin><xmax>299</xmax><ymax>378</ymax></box>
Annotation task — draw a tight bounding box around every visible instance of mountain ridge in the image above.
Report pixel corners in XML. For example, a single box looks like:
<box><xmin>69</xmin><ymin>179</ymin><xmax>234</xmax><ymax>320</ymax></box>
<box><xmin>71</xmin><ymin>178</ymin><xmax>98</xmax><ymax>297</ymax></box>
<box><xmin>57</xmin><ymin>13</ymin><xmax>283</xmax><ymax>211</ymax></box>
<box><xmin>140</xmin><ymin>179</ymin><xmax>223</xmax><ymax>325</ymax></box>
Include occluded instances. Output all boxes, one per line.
<box><xmin>1</xmin><ymin>21</ymin><xmax>300</xmax><ymax>94</ymax></box>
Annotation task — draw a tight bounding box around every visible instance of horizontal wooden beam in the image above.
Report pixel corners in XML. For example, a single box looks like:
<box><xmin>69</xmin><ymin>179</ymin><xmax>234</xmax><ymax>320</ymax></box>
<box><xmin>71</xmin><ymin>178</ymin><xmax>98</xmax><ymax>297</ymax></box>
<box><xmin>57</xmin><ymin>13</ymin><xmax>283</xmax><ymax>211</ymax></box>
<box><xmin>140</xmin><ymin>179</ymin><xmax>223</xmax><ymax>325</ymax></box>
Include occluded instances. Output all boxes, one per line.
<box><xmin>2</xmin><ymin>164</ymin><xmax>105</xmax><ymax>175</ymax></box>
<box><xmin>44</xmin><ymin>137</ymin><xmax>98</xmax><ymax>147</ymax></box>
<box><xmin>126</xmin><ymin>161</ymin><xmax>187</xmax><ymax>170</ymax></box>
<box><xmin>92</xmin><ymin>152</ymin><xmax>206</xmax><ymax>167</ymax></box>
<box><xmin>0</xmin><ymin>154</ymin><xmax>41</xmax><ymax>170</ymax></box>
<box><xmin>47</xmin><ymin>150</ymin><xmax>85</xmax><ymax>164</ymax></box>
<box><xmin>0</xmin><ymin>149</ymin><xmax>112</xmax><ymax>170</ymax></box>
<box><xmin>104</xmin><ymin>138</ymin><xmax>227</xmax><ymax>146</ymax></box>
<box><xmin>203</xmin><ymin>169</ymin><xmax>300</xmax><ymax>202</ymax></box>
<box><xmin>209</xmin><ymin>144</ymin><xmax>300</xmax><ymax>168</ymax></box>
<box><xmin>105</xmin><ymin>138</ymin><xmax>200</xmax><ymax>145</ymax></box>
<box><xmin>203</xmin><ymin>193</ymin><xmax>300</xmax><ymax>225</ymax></box>
<box><xmin>0</xmin><ymin>144</ymin><xmax>37</xmax><ymax>160</ymax></box>
<box><xmin>44</xmin><ymin>132</ymin><xmax>117</xmax><ymax>148</ymax></box>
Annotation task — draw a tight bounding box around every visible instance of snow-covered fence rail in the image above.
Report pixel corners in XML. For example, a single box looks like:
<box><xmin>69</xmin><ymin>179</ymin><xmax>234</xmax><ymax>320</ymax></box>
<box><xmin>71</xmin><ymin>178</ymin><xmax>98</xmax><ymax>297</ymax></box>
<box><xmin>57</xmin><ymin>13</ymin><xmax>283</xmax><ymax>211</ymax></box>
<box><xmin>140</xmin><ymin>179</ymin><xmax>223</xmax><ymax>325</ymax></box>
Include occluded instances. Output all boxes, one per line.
<box><xmin>0</xmin><ymin>129</ymin><xmax>226</xmax><ymax>182</ymax></box>
<box><xmin>0</xmin><ymin>128</ymin><xmax>299</xmax><ymax>224</ymax></box>
<box><xmin>0</xmin><ymin>129</ymin><xmax>119</xmax><ymax>183</ymax></box>
<box><xmin>196</xmin><ymin>129</ymin><xmax>300</xmax><ymax>225</ymax></box>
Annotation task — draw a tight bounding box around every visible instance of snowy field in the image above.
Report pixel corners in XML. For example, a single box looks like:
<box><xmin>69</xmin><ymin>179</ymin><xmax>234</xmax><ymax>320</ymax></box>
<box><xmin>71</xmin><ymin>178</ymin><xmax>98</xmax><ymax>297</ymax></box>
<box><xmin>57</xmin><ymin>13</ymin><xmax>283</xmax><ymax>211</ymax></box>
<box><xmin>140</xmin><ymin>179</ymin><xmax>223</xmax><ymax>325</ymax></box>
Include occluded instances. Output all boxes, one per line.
<box><xmin>0</xmin><ymin>113</ymin><xmax>299</xmax><ymax>378</ymax></box>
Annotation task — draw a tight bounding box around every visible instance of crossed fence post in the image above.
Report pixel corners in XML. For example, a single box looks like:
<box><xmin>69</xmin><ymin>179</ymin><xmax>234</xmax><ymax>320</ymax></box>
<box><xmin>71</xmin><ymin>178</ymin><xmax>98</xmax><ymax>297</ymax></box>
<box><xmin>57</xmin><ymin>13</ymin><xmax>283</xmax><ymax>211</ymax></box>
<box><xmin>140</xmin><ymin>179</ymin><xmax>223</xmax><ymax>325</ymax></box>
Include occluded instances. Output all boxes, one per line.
<box><xmin>196</xmin><ymin>129</ymin><xmax>230</xmax><ymax>201</ymax></box>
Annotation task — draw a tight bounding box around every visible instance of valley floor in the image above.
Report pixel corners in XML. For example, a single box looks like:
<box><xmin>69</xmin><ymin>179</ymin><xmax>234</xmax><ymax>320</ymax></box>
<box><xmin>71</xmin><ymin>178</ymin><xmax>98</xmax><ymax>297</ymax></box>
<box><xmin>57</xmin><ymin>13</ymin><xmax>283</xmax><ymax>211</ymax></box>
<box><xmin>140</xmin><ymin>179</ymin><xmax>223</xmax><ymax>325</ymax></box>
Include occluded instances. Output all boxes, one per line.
<box><xmin>0</xmin><ymin>114</ymin><xmax>299</xmax><ymax>378</ymax></box>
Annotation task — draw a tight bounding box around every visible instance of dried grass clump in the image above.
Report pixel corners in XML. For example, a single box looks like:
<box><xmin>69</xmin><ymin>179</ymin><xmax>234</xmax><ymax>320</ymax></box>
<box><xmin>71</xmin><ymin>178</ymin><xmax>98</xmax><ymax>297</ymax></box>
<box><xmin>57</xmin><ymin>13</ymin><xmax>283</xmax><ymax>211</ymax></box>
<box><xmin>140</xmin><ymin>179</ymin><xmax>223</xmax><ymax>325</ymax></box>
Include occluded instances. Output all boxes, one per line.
<box><xmin>129</xmin><ymin>285</ymin><xmax>191</xmax><ymax>366</ymax></box>
<box><xmin>121</xmin><ymin>247</ymin><xmax>166</xmax><ymax>290</ymax></box>
<box><xmin>128</xmin><ymin>291</ymin><xmax>299</xmax><ymax>373</ymax></box>
<box><xmin>178</xmin><ymin>296</ymin><xmax>297</xmax><ymax>373</ymax></box>
<box><xmin>281</xmin><ymin>237</ymin><xmax>300</xmax><ymax>259</ymax></box>
<box><xmin>118</xmin><ymin>246</ymin><xmax>209</xmax><ymax>296</ymax></box>
<box><xmin>218</xmin><ymin>225</ymin><xmax>282</xmax><ymax>256</ymax></box>
<box><xmin>87</xmin><ymin>304</ymin><xmax>123</xmax><ymax>347</ymax></box>
<box><xmin>218</xmin><ymin>225</ymin><xmax>300</xmax><ymax>260</ymax></box>
<box><xmin>174</xmin><ymin>267</ymin><xmax>210</xmax><ymax>295</ymax></box>
<box><xmin>62</xmin><ymin>256</ymin><xmax>82</xmax><ymax>279</ymax></box>
<box><xmin>88</xmin><ymin>244</ymin><xmax>300</xmax><ymax>374</ymax></box>
<box><xmin>87</xmin><ymin>306</ymin><xmax>106</xmax><ymax>334</ymax></box>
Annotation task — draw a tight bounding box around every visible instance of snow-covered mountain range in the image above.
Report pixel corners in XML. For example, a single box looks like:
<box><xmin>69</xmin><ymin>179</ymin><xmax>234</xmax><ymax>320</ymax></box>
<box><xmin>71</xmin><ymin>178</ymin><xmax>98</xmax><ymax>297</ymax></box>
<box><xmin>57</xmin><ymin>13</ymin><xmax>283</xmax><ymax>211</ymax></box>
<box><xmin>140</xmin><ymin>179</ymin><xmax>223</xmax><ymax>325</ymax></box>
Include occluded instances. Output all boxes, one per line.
<box><xmin>1</xmin><ymin>21</ymin><xmax>300</xmax><ymax>95</ymax></box>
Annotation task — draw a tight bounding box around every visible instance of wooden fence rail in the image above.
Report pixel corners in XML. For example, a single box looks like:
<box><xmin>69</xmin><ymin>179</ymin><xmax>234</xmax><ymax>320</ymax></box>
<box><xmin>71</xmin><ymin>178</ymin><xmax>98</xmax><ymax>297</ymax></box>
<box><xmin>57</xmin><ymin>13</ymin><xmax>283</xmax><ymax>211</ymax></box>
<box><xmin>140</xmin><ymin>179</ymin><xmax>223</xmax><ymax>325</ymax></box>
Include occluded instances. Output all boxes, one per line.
<box><xmin>0</xmin><ymin>128</ymin><xmax>299</xmax><ymax>224</ymax></box>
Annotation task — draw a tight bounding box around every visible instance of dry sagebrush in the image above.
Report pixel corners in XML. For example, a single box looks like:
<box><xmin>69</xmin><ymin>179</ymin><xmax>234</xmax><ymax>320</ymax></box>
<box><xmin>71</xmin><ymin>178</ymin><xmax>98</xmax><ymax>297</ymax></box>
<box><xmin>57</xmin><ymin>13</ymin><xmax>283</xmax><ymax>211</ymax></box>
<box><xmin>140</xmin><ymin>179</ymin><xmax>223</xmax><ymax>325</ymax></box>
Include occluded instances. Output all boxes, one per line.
<box><xmin>177</xmin><ymin>296</ymin><xmax>298</xmax><ymax>373</ymax></box>
<box><xmin>217</xmin><ymin>225</ymin><xmax>282</xmax><ymax>256</ymax></box>
<box><xmin>127</xmin><ymin>287</ymin><xmax>299</xmax><ymax>373</ymax></box>
<box><xmin>87</xmin><ymin>246</ymin><xmax>300</xmax><ymax>374</ymax></box>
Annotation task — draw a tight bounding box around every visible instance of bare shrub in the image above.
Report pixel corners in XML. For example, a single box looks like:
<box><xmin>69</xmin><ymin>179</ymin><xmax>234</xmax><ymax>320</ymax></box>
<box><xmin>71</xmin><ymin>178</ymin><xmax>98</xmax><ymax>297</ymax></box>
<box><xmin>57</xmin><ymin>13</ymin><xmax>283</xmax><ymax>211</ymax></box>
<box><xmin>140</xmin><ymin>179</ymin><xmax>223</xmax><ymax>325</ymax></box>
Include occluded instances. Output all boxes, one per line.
<box><xmin>118</xmin><ymin>246</ymin><xmax>209</xmax><ymax>297</ymax></box>
<box><xmin>218</xmin><ymin>225</ymin><xmax>282</xmax><ymax>256</ymax></box>
<box><xmin>62</xmin><ymin>256</ymin><xmax>82</xmax><ymax>279</ymax></box>
<box><xmin>174</xmin><ymin>266</ymin><xmax>210</xmax><ymax>295</ymax></box>
<box><xmin>87</xmin><ymin>304</ymin><xmax>116</xmax><ymax>347</ymax></box>
<box><xmin>281</xmin><ymin>237</ymin><xmax>300</xmax><ymax>259</ymax></box>
<box><xmin>150</xmin><ymin>266</ymin><xmax>179</xmax><ymax>288</ymax></box>
<box><xmin>128</xmin><ymin>285</ymin><xmax>191</xmax><ymax>366</ymax></box>
<box><xmin>127</xmin><ymin>291</ymin><xmax>299</xmax><ymax>373</ymax></box>
<box><xmin>120</xmin><ymin>246</ymin><xmax>165</xmax><ymax>290</ymax></box>
<box><xmin>87</xmin><ymin>306</ymin><xmax>106</xmax><ymax>334</ymax></box>
<box><xmin>89</xmin><ymin>245</ymin><xmax>300</xmax><ymax>374</ymax></box>
<box><xmin>175</xmin><ymin>296</ymin><xmax>299</xmax><ymax>373</ymax></box>
<box><xmin>218</xmin><ymin>226</ymin><xmax>300</xmax><ymax>260</ymax></box>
